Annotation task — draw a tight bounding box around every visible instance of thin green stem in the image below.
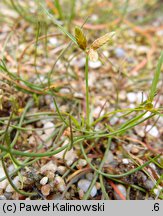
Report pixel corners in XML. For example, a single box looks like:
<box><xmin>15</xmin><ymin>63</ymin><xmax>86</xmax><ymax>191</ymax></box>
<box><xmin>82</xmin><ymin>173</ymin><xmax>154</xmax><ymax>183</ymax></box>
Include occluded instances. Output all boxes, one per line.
<box><xmin>85</xmin><ymin>55</ymin><xmax>90</xmax><ymax>127</ymax></box>
<box><xmin>83</xmin><ymin>138</ymin><xmax>111</xmax><ymax>199</ymax></box>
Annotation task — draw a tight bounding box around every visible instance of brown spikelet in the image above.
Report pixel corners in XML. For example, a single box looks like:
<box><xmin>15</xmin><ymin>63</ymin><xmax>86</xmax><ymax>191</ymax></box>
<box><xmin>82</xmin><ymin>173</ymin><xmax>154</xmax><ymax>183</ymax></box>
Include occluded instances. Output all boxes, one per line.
<box><xmin>75</xmin><ymin>27</ymin><xmax>87</xmax><ymax>50</ymax></box>
<box><xmin>91</xmin><ymin>31</ymin><xmax>115</xmax><ymax>50</ymax></box>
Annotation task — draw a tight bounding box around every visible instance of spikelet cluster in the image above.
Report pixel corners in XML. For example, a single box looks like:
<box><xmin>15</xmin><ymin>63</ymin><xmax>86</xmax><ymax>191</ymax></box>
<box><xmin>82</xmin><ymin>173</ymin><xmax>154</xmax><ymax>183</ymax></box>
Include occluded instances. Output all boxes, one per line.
<box><xmin>88</xmin><ymin>31</ymin><xmax>115</xmax><ymax>62</ymax></box>
<box><xmin>75</xmin><ymin>27</ymin><xmax>87</xmax><ymax>51</ymax></box>
<box><xmin>75</xmin><ymin>26</ymin><xmax>115</xmax><ymax>62</ymax></box>
<box><xmin>90</xmin><ymin>32</ymin><xmax>115</xmax><ymax>50</ymax></box>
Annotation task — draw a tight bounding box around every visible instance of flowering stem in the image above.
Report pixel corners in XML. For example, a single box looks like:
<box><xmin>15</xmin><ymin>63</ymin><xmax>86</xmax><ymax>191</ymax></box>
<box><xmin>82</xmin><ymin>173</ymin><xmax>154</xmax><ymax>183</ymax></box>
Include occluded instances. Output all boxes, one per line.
<box><xmin>85</xmin><ymin>54</ymin><xmax>90</xmax><ymax>128</ymax></box>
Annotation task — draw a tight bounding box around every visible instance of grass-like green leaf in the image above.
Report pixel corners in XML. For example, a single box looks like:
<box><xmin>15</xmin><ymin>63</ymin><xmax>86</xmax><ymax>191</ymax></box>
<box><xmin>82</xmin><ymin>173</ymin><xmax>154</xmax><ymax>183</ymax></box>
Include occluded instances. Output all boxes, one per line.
<box><xmin>40</xmin><ymin>4</ymin><xmax>77</xmax><ymax>45</ymax></box>
<box><xmin>149</xmin><ymin>52</ymin><xmax>163</xmax><ymax>101</ymax></box>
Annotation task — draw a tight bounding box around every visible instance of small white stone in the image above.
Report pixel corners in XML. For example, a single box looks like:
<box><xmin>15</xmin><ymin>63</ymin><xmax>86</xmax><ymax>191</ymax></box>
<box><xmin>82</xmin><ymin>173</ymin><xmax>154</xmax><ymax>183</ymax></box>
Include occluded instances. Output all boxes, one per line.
<box><xmin>122</xmin><ymin>158</ymin><xmax>130</xmax><ymax>164</ymax></box>
<box><xmin>40</xmin><ymin>177</ymin><xmax>48</xmax><ymax>185</ymax></box>
<box><xmin>57</xmin><ymin>166</ymin><xmax>67</xmax><ymax>175</ymax></box>
<box><xmin>43</xmin><ymin>122</ymin><xmax>55</xmax><ymax>136</ymax></box>
<box><xmin>129</xmin><ymin>103</ymin><xmax>135</xmax><ymax>109</ymax></box>
<box><xmin>91</xmin><ymin>14</ymin><xmax>98</xmax><ymax>21</ymax></box>
<box><xmin>85</xmin><ymin>173</ymin><xmax>93</xmax><ymax>181</ymax></box>
<box><xmin>134</xmin><ymin>126</ymin><xmax>145</xmax><ymax>137</ymax></box>
<box><xmin>127</xmin><ymin>92</ymin><xmax>137</xmax><ymax>103</ymax></box>
<box><xmin>146</xmin><ymin>125</ymin><xmax>159</xmax><ymax>137</ymax></box>
<box><xmin>8</xmin><ymin>164</ymin><xmax>15</xmax><ymax>173</ymax></box>
<box><xmin>50</xmin><ymin>102</ymin><xmax>56</xmax><ymax>111</ymax></box>
<box><xmin>103</xmin><ymin>50</ymin><xmax>109</xmax><ymax>58</ymax></box>
<box><xmin>114</xmin><ymin>48</ymin><xmax>125</xmax><ymax>58</ymax></box>
<box><xmin>0</xmin><ymin>195</ymin><xmax>6</xmax><ymax>200</ymax></box>
<box><xmin>64</xmin><ymin>149</ymin><xmax>78</xmax><ymax>166</ymax></box>
<box><xmin>110</xmin><ymin>116</ymin><xmax>119</xmax><ymax>125</ymax></box>
<box><xmin>70</xmin><ymin>57</ymin><xmax>86</xmax><ymax>68</ymax></box>
<box><xmin>0</xmin><ymin>164</ymin><xmax>8</xmax><ymax>189</ymax></box>
<box><xmin>49</xmin><ymin>37</ymin><xmax>58</xmax><ymax>45</ymax></box>
<box><xmin>28</xmin><ymin>136</ymin><xmax>36</xmax><ymax>145</ymax></box>
<box><xmin>77</xmin><ymin>159</ymin><xmax>87</xmax><ymax>167</ymax></box>
<box><xmin>104</xmin><ymin>151</ymin><xmax>114</xmax><ymax>164</ymax></box>
<box><xmin>88</xmin><ymin>72</ymin><xmax>97</xmax><ymax>88</ymax></box>
<box><xmin>40</xmin><ymin>161</ymin><xmax>57</xmax><ymax>174</ymax></box>
<box><xmin>25</xmin><ymin>125</ymin><xmax>33</xmax><ymax>135</ymax></box>
<box><xmin>6</xmin><ymin>176</ymin><xmax>20</xmax><ymax>192</ymax></box>
<box><xmin>35</xmin><ymin>130</ymin><xmax>43</xmax><ymax>136</ymax></box>
<box><xmin>54</xmin><ymin>176</ymin><xmax>66</xmax><ymax>192</ymax></box>
<box><xmin>40</xmin><ymin>134</ymin><xmax>53</xmax><ymax>147</ymax></box>
<box><xmin>114</xmin><ymin>184</ymin><xmax>126</xmax><ymax>200</ymax></box>
<box><xmin>78</xmin><ymin>179</ymin><xmax>97</xmax><ymax>197</ymax></box>
<box><xmin>144</xmin><ymin>180</ymin><xmax>155</xmax><ymax>190</ymax></box>
<box><xmin>149</xmin><ymin>163</ymin><xmax>156</xmax><ymax>170</ymax></box>
<box><xmin>137</xmin><ymin>46</ymin><xmax>149</xmax><ymax>55</ymax></box>
<box><xmin>74</xmin><ymin>92</ymin><xmax>84</xmax><ymax>99</ymax></box>
<box><xmin>55</xmin><ymin>140</ymin><xmax>78</xmax><ymax>166</ymax></box>
<box><xmin>153</xmin><ymin>186</ymin><xmax>162</xmax><ymax>196</ymax></box>
<box><xmin>89</xmin><ymin>60</ymin><xmax>101</xmax><ymax>69</ymax></box>
<box><xmin>93</xmin><ymin>106</ymin><xmax>104</xmax><ymax>118</ymax></box>
<box><xmin>95</xmin><ymin>182</ymin><xmax>101</xmax><ymax>190</ymax></box>
<box><xmin>0</xmin><ymin>179</ymin><xmax>8</xmax><ymax>190</ymax></box>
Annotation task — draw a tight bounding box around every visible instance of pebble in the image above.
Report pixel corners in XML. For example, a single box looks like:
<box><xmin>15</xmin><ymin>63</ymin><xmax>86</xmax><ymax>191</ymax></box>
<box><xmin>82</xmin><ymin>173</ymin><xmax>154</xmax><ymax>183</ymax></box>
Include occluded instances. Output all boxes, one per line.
<box><xmin>145</xmin><ymin>125</ymin><xmax>159</xmax><ymax>137</ymax></box>
<box><xmin>40</xmin><ymin>161</ymin><xmax>57</xmax><ymax>174</ymax></box>
<box><xmin>50</xmin><ymin>102</ymin><xmax>56</xmax><ymax>111</ymax></box>
<box><xmin>0</xmin><ymin>195</ymin><xmax>6</xmax><ymax>200</ymax></box>
<box><xmin>57</xmin><ymin>166</ymin><xmax>67</xmax><ymax>175</ymax></box>
<box><xmin>95</xmin><ymin>182</ymin><xmax>101</xmax><ymax>190</ymax></box>
<box><xmin>144</xmin><ymin>179</ymin><xmax>155</xmax><ymax>190</ymax></box>
<box><xmin>131</xmin><ymin>146</ymin><xmax>139</xmax><ymax>154</ymax></box>
<box><xmin>122</xmin><ymin>158</ymin><xmax>130</xmax><ymax>164</ymax></box>
<box><xmin>0</xmin><ymin>179</ymin><xmax>8</xmax><ymax>190</ymax></box>
<box><xmin>85</xmin><ymin>173</ymin><xmax>93</xmax><ymax>181</ymax></box>
<box><xmin>119</xmin><ymin>90</ymin><xmax>127</xmax><ymax>100</ymax></box>
<box><xmin>55</xmin><ymin>140</ymin><xmax>78</xmax><ymax>166</ymax></box>
<box><xmin>110</xmin><ymin>116</ymin><xmax>119</xmax><ymax>125</ymax></box>
<box><xmin>40</xmin><ymin>134</ymin><xmax>53</xmax><ymax>147</ymax></box>
<box><xmin>43</xmin><ymin>122</ymin><xmax>55</xmax><ymax>136</ymax></box>
<box><xmin>40</xmin><ymin>177</ymin><xmax>48</xmax><ymax>185</ymax></box>
<box><xmin>113</xmin><ymin>184</ymin><xmax>126</xmax><ymax>200</ymax></box>
<box><xmin>78</xmin><ymin>179</ymin><xmax>97</xmax><ymax>197</ymax></box>
<box><xmin>134</xmin><ymin>126</ymin><xmax>145</xmax><ymax>137</ymax></box>
<box><xmin>127</xmin><ymin>92</ymin><xmax>137</xmax><ymax>103</ymax></box>
<box><xmin>88</xmin><ymin>72</ymin><xmax>97</xmax><ymax>88</ymax></box>
<box><xmin>104</xmin><ymin>151</ymin><xmax>114</xmax><ymax>164</ymax></box>
<box><xmin>137</xmin><ymin>46</ymin><xmax>149</xmax><ymax>55</ymax></box>
<box><xmin>46</xmin><ymin>171</ymin><xmax>55</xmax><ymax>180</ymax></box>
<box><xmin>70</xmin><ymin>57</ymin><xmax>86</xmax><ymax>68</ymax></box>
<box><xmin>7</xmin><ymin>164</ymin><xmax>15</xmax><ymax>173</ymax></box>
<box><xmin>93</xmin><ymin>106</ymin><xmax>105</xmax><ymax>118</ymax></box>
<box><xmin>49</xmin><ymin>37</ymin><xmax>58</xmax><ymax>46</ymax></box>
<box><xmin>65</xmin><ymin>149</ymin><xmax>78</xmax><ymax>166</ymax></box>
<box><xmin>0</xmin><ymin>164</ymin><xmax>9</xmax><ymax>190</ymax></box>
<box><xmin>89</xmin><ymin>60</ymin><xmax>102</xmax><ymax>69</ymax></box>
<box><xmin>114</xmin><ymin>48</ymin><xmax>125</xmax><ymax>58</ymax></box>
<box><xmin>25</xmin><ymin>125</ymin><xmax>33</xmax><ymax>135</ymax></box>
<box><xmin>78</xmin><ymin>189</ymin><xmax>84</xmax><ymax>199</ymax></box>
<box><xmin>45</xmin><ymin>95</ymin><xmax>53</xmax><ymax>105</ymax></box>
<box><xmin>28</xmin><ymin>135</ymin><xmax>36</xmax><ymax>145</ymax></box>
<box><xmin>153</xmin><ymin>186</ymin><xmax>162</xmax><ymax>196</ymax></box>
<box><xmin>6</xmin><ymin>176</ymin><xmax>20</xmax><ymax>192</ymax></box>
<box><xmin>41</xmin><ymin>184</ymin><xmax>51</xmax><ymax>196</ymax></box>
<box><xmin>54</xmin><ymin>176</ymin><xmax>66</xmax><ymax>192</ymax></box>
<box><xmin>77</xmin><ymin>159</ymin><xmax>87</xmax><ymax>168</ymax></box>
